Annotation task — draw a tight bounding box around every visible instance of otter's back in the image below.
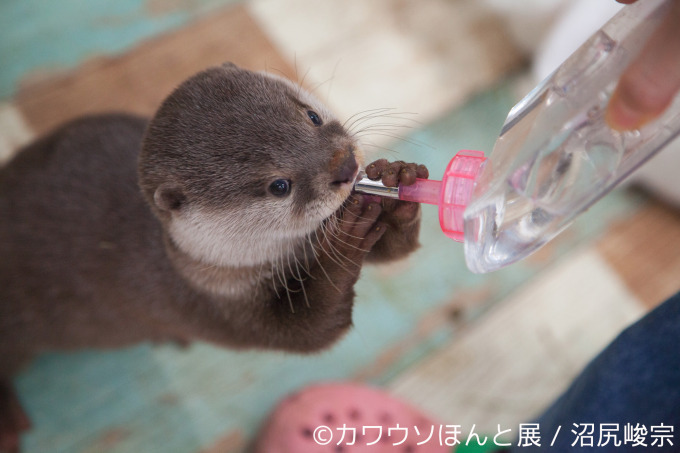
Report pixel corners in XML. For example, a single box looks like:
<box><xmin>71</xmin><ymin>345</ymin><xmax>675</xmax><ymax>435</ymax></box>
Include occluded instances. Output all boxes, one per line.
<box><xmin>0</xmin><ymin>114</ymin><xmax>167</xmax><ymax>357</ymax></box>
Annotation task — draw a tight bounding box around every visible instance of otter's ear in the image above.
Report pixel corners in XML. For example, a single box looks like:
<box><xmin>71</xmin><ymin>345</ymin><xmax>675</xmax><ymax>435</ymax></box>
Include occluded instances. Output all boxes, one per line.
<box><xmin>154</xmin><ymin>183</ymin><xmax>186</xmax><ymax>212</ymax></box>
<box><xmin>221</xmin><ymin>62</ymin><xmax>239</xmax><ymax>71</ymax></box>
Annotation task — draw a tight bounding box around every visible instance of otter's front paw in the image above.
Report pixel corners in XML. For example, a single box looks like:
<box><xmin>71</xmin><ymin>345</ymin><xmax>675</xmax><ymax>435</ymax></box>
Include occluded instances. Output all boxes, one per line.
<box><xmin>318</xmin><ymin>194</ymin><xmax>386</xmax><ymax>275</ymax></box>
<box><xmin>276</xmin><ymin>196</ymin><xmax>386</xmax><ymax>351</ymax></box>
<box><xmin>363</xmin><ymin>159</ymin><xmax>429</xmax><ymax>262</ymax></box>
<box><xmin>251</xmin><ymin>197</ymin><xmax>386</xmax><ymax>354</ymax></box>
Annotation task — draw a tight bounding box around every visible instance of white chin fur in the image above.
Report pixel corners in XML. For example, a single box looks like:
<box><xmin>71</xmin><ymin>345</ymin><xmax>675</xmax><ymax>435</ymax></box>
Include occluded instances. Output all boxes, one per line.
<box><xmin>168</xmin><ymin>197</ymin><xmax>345</xmax><ymax>268</ymax></box>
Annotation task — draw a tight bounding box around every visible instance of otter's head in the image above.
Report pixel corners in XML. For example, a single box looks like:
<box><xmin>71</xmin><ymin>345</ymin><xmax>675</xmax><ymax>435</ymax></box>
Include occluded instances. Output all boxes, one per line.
<box><xmin>139</xmin><ymin>63</ymin><xmax>361</xmax><ymax>267</ymax></box>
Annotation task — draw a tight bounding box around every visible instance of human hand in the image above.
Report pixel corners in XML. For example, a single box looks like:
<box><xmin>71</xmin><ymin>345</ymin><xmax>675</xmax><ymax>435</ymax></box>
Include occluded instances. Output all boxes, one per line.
<box><xmin>606</xmin><ymin>0</ymin><xmax>680</xmax><ymax>131</ymax></box>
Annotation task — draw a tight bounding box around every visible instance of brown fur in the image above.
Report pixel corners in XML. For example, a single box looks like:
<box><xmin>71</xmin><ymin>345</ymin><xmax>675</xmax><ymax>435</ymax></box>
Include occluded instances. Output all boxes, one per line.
<box><xmin>0</xmin><ymin>63</ymin><xmax>423</xmax><ymax>450</ymax></box>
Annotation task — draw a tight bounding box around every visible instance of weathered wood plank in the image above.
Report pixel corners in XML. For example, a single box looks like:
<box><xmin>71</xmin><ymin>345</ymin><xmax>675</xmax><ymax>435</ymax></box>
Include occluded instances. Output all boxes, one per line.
<box><xmin>598</xmin><ymin>200</ymin><xmax>680</xmax><ymax>309</ymax></box>
<box><xmin>15</xmin><ymin>5</ymin><xmax>296</xmax><ymax>136</ymax></box>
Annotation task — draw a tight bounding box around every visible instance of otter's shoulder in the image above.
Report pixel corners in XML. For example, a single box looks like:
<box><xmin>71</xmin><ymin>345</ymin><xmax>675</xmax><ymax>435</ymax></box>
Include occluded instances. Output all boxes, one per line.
<box><xmin>49</xmin><ymin>112</ymin><xmax>149</xmax><ymax>158</ymax></box>
<box><xmin>2</xmin><ymin>113</ymin><xmax>147</xmax><ymax>183</ymax></box>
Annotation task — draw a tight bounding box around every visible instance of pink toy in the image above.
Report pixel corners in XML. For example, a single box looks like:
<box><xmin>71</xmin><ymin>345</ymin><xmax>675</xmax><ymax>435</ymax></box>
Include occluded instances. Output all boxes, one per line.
<box><xmin>354</xmin><ymin>150</ymin><xmax>486</xmax><ymax>242</ymax></box>
<box><xmin>253</xmin><ymin>382</ymin><xmax>449</xmax><ymax>452</ymax></box>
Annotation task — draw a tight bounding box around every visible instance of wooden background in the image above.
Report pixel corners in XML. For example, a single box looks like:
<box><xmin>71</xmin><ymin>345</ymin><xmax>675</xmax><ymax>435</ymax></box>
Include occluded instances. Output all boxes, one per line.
<box><xmin>2</xmin><ymin>0</ymin><xmax>680</xmax><ymax>451</ymax></box>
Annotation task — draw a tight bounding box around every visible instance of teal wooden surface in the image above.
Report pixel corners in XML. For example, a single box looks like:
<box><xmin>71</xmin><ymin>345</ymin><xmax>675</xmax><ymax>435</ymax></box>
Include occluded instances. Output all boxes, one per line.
<box><xmin>14</xmin><ymin>79</ymin><xmax>645</xmax><ymax>452</ymax></box>
<box><xmin>0</xmin><ymin>0</ymin><xmax>238</xmax><ymax>100</ymax></box>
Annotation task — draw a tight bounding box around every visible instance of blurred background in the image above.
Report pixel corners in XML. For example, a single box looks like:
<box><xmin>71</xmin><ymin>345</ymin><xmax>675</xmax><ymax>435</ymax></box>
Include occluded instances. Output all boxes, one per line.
<box><xmin>2</xmin><ymin>0</ymin><xmax>680</xmax><ymax>451</ymax></box>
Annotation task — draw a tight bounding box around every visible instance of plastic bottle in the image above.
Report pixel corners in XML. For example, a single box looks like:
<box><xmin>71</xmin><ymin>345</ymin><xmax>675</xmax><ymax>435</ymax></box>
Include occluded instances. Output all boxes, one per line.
<box><xmin>356</xmin><ymin>0</ymin><xmax>680</xmax><ymax>273</ymax></box>
<box><xmin>463</xmin><ymin>0</ymin><xmax>680</xmax><ymax>273</ymax></box>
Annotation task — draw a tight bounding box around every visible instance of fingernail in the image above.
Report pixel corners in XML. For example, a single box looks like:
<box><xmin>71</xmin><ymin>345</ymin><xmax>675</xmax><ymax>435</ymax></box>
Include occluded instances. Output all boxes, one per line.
<box><xmin>606</xmin><ymin>89</ymin><xmax>654</xmax><ymax>132</ymax></box>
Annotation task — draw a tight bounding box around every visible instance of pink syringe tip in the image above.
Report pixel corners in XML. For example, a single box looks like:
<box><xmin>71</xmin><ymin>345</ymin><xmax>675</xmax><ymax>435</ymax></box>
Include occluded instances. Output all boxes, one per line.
<box><xmin>398</xmin><ymin>178</ymin><xmax>442</xmax><ymax>205</ymax></box>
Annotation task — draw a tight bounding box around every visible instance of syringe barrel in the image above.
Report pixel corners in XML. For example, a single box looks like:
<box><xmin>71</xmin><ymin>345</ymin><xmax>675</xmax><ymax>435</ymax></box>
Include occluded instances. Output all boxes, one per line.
<box><xmin>399</xmin><ymin>179</ymin><xmax>441</xmax><ymax>205</ymax></box>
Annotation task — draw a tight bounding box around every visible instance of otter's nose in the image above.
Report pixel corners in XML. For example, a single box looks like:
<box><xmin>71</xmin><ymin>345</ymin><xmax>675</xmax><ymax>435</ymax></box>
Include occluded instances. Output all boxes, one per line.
<box><xmin>329</xmin><ymin>149</ymin><xmax>358</xmax><ymax>187</ymax></box>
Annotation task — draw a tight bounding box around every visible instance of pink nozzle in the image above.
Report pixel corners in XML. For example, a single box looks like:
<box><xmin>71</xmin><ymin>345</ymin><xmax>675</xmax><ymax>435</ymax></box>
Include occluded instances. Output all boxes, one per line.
<box><xmin>398</xmin><ymin>150</ymin><xmax>486</xmax><ymax>242</ymax></box>
<box><xmin>438</xmin><ymin>150</ymin><xmax>486</xmax><ymax>242</ymax></box>
<box><xmin>399</xmin><ymin>178</ymin><xmax>442</xmax><ymax>205</ymax></box>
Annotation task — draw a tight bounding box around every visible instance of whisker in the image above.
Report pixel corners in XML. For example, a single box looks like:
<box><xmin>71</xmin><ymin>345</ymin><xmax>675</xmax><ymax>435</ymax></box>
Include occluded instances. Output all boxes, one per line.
<box><xmin>292</xmin><ymin>253</ymin><xmax>310</xmax><ymax>308</ymax></box>
<box><xmin>354</xmin><ymin>140</ymin><xmax>403</xmax><ymax>157</ymax></box>
<box><xmin>297</xmin><ymin>66</ymin><xmax>312</xmax><ymax>98</ymax></box>
<box><xmin>274</xmin><ymin>243</ymin><xmax>296</xmax><ymax>313</ymax></box>
<box><xmin>354</xmin><ymin>132</ymin><xmax>433</xmax><ymax>150</ymax></box>
<box><xmin>267</xmin><ymin>65</ymin><xmax>291</xmax><ymax>81</ymax></box>
<box><xmin>270</xmin><ymin>262</ymin><xmax>281</xmax><ymax>299</ymax></box>
<box><xmin>283</xmin><ymin>244</ymin><xmax>297</xmax><ymax>313</ymax></box>
<box><xmin>312</xmin><ymin>229</ymin><xmax>342</xmax><ymax>294</ymax></box>
<box><xmin>299</xmin><ymin>236</ymin><xmax>315</xmax><ymax>279</ymax></box>
<box><xmin>320</xmin><ymin>219</ymin><xmax>362</xmax><ymax>269</ymax></box>
<box><xmin>343</xmin><ymin>107</ymin><xmax>394</xmax><ymax>127</ymax></box>
<box><xmin>319</xmin><ymin>222</ymin><xmax>352</xmax><ymax>272</ymax></box>
<box><xmin>346</xmin><ymin>110</ymin><xmax>420</xmax><ymax>135</ymax></box>
<box><xmin>286</xmin><ymin>239</ymin><xmax>310</xmax><ymax>308</ymax></box>
<box><xmin>352</xmin><ymin>123</ymin><xmax>416</xmax><ymax>135</ymax></box>
<box><xmin>343</xmin><ymin>107</ymin><xmax>398</xmax><ymax>132</ymax></box>
<box><xmin>325</xmin><ymin>234</ymin><xmax>365</xmax><ymax>267</ymax></box>
<box><xmin>325</xmin><ymin>58</ymin><xmax>342</xmax><ymax>103</ymax></box>
<box><xmin>350</xmin><ymin>112</ymin><xmax>421</xmax><ymax>130</ymax></box>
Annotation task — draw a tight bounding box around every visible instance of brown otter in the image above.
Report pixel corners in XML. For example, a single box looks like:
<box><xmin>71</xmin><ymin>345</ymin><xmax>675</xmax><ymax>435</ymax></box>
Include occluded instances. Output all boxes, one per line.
<box><xmin>0</xmin><ymin>62</ymin><xmax>428</xmax><ymax>450</ymax></box>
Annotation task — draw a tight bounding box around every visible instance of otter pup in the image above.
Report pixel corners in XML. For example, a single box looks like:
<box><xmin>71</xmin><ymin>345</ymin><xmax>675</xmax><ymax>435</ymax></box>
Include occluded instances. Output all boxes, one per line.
<box><xmin>0</xmin><ymin>63</ymin><xmax>428</xmax><ymax>450</ymax></box>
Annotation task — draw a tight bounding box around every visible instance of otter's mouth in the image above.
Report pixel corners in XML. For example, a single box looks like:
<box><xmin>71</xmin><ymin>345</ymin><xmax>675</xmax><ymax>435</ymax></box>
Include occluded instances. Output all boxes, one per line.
<box><xmin>335</xmin><ymin>166</ymin><xmax>360</xmax><ymax>193</ymax></box>
<box><xmin>329</xmin><ymin>147</ymin><xmax>360</xmax><ymax>192</ymax></box>
<box><xmin>317</xmin><ymin>151</ymin><xmax>364</xmax><ymax>227</ymax></box>
<box><xmin>312</xmin><ymin>166</ymin><xmax>360</xmax><ymax>231</ymax></box>
<box><xmin>332</xmin><ymin>166</ymin><xmax>361</xmax><ymax>210</ymax></box>
<box><xmin>330</xmin><ymin>161</ymin><xmax>360</xmax><ymax>188</ymax></box>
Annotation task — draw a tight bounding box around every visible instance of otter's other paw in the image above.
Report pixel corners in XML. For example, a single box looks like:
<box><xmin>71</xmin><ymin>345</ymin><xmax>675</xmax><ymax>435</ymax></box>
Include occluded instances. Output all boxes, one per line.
<box><xmin>365</xmin><ymin>159</ymin><xmax>429</xmax><ymax>189</ymax></box>
<box><xmin>363</xmin><ymin>159</ymin><xmax>429</xmax><ymax>262</ymax></box>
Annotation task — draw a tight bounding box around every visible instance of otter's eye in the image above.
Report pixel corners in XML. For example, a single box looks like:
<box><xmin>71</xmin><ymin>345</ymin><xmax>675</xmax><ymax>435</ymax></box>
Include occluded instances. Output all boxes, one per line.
<box><xmin>269</xmin><ymin>179</ymin><xmax>292</xmax><ymax>197</ymax></box>
<box><xmin>307</xmin><ymin>110</ymin><xmax>323</xmax><ymax>126</ymax></box>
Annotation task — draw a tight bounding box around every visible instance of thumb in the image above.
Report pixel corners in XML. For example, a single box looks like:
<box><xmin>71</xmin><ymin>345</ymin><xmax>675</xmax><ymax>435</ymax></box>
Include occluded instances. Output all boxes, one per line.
<box><xmin>606</xmin><ymin>0</ymin><xmax>680</xmax><ymax>131</ymax></box>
